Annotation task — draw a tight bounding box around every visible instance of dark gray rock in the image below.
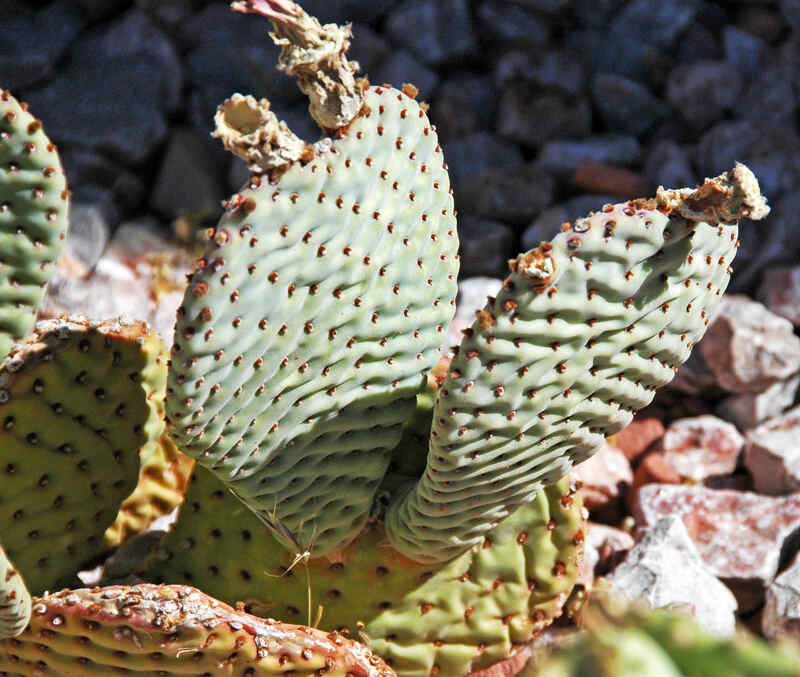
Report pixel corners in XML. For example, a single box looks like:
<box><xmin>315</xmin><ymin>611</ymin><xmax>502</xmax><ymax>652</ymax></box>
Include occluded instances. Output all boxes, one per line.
<box><xmin>431</xmin><ymin>75</ymin><xmax>496</xmax><ymax>141</ymax></box>
<box><xmin>150</xmin><ymin>127</ymin><xmax>226</xmax><ymax>221</ymax></box>
<box><xmin>573</xmin><ymin>0</ymin><xmax>625</xmax><ymax>27</ymax></box>
<box><xmin>280</xmin><ymin>103</ymin><xmax>322</xmax><ymax>145</ymax></box>
<box><xmin>477</xmin><ymin>1</ymin><xmax>550</xmax><ymax>46</ymax></box>
<box><xmin>69</xmin><ymin>9</ymin><xmax>183</xmax><ymax>114</ymax></box>
<box><xmin>643</xmin><ymin>140</ymin><xmax>696</xmax><ymax>189</ymax></box>
<box><xmin>25</xmin><ymin>56</ymin><xmax>169</xmax><ymax>167</ymax></box>
<box><xmin>291</xmin><ymin>0</ymin><xmax>401</xmax><ymax>24</ymax></box>
<box><xmin>385</xmin><ymin>0</ymin><xmax>477</xmax><ymax>67</ymax></box>
<box><xmin>536</xmin><ymin>136</ymin><xmax>640</xmax><ymax>178</ymax></box>
<box><xmin>495</xmin><ymin>49</ymin><xmax>586</xmax><ymax>97</ymax></box>
<box><xmin>510</xmin><ymin>0</ymin><xmax>568</xmax><ymax>12</ymax></box>
<box><xmin>135</xmin><ymin>0</ymin><xmax>194</xmax><ymax>30</ymax></box>
<box><xmin>456</xmin><ymin>163</ymin><xmax>555</xmax><ymax>226</ymax></box>
<box><xmin>723</xmin><ymin>26</ymin><xmax>768</xmax><ymax>77</ymax></box>
<box><xmin>349</xmin><ymin>23</ymin><xmax>391</xmax><ymax>76</ymax></box>
<box><xmin>675</xmin><ymin>24</ymin><xmax>721</xmax><ymax>64</ymax></box>
<box><xmin>738</xmin><ymin>60</ymin><xmax>799</xmax><ymax>124</ymax></box>
<box><xmin>735</xmin><ymin>5</ymin><xmax>788</xmax><ymax>43</ymax></box>
<box><xmin>372</xmin><ymin>50</ymin><xmax>439</xmax><ymax>102</ymax></box>
<box><xmin>591</xmin><ymin>73</ymin><xmax>665</xmax><ymax>136</ymax></box>
<box><xmin>77</xmin><ymin>0</ymin><xmax>131</xmax><ymax>21</ymax></box>
<box><xmin>780</xmin><ymin>0</ymin><xmax>800</xmax><ymax>31</ymax></box>
<box><xmin>444</xmin><ymin>133</ymin><xmax>525</xmax><ymax>187</ymax></box>
<box><xmin>498</xmin><ymin>89</ymin><xmax>592</xmax><ymax>149</ymax></box>
<box><xmin>458</xmin><ymin>217</ymin><xmax>514</xmax><ymax>278</ymax></box>
<box><xmin>614</xmin><ymin>0</ymin><xmax>699</xmax><ymax>48</ymax></box>
<box><xmin>666</xmin><ymin>60</ymin><xmax>743</xmax><ymax>129</ymax></box>
<box><xmin>66</xmin><ymin>204</ymin><xmax>111</xmax><ymax>270</ymax></box>
<box><xmin>0</xmin><ymin>1</ymin><xmax>85</xmax><ymax>90</ymax></box>
<box><xmin>522</xmin><ymin>194</ymin><xmax>617</xmax><ymax>250</ymax></box>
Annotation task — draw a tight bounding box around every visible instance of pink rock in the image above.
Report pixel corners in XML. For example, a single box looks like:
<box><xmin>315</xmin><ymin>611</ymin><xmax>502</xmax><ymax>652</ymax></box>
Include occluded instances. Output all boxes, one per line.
<box><xmin>633</xmin><ymin>484</ymin><xmax>800</xmax><ymax>610</ymax></box>
<box><xmin>464</xmin><ymin>648</ymin><xmax>531</xmax><ymax>677</ymax></box>
<box><xmin>628</xmin><ymin>453</ymin><xmax>682</xmax><ymax>508</ymax></box>
<box><xmin>764</xmin><ymin>550</ymin><xmax>800</xmax><ymax>641</ymax></box>
<box><xmin>744</xmin><ymin>405</ymin><xmax>800</xmax><ymax>495</ymax></box>
<box><xmin>578</xmin><ymin>522</ymin><xmax>635</xmax><ymax>586</ymax></box>
<box><xmin>657</xmin><ymin>415</ymin><xmax>743</xmax><ymax>482</ymax></box>
<box><xmin>612</xmin><ymin>417</ymin><xmax>665</xmax><ymax>462</ymax></box>
<box><xmin>757</xmin><ymin>265</ymin><xmax>800</xmax><ymax>326</ymax></box>
<box><xmin>572</xmin><ymin>443</ymin><xmax>633</xmax><ymax>510</ymax></box>
<box><xmin>445</xmin><ymin>277</ymin><xmax>503</xmax><ymax>351</ymax></box>
<box><xmin>717</xmin><ymin>374</ymin><xmax>800</xmax><ymax>430</ymax></box>
<box><xmin>699</xmin><ymin>295</ymin><xmax>800</xmax><ymax>393</ymax></box>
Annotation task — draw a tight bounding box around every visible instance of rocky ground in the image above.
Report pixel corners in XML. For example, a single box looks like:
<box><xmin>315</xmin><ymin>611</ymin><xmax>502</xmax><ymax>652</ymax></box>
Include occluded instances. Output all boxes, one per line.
<box><xmin>8</xmin><ymin>0</ymin><xmax>800</xmax><ymax>650</ymax></box>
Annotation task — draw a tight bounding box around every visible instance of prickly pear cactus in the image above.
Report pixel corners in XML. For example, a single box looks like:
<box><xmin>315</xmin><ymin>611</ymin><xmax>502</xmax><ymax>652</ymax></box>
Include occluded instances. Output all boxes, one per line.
<box><xmin>105</xmin><ymin>433</ymin><xmax>195</xmax><ymax>548</ymax></box>
<box><xmin>526</xmin><ymin>594</ymin><xmax>800</xmax><ymax>677</ymax></box>
<box><xmin>0</xmin><ymin>584</ymin><xmax>394</xmax><ymax>677</ymax></box>
<box><xmin>0</xmin><ymin>545</ymin><xmax>29</xmax><ymax>641</ymax></box>
<box><xmin>166</xmin><ymin>80</ymin><xmax>459</xmax><ymax>558</ymax></box>
<box><xmin>152</xmin><ymin>461</ymin><xmax>583</xmax><ymax>677</ymax></box>
<box><xmin>0</xmin><ymin>90</ymin><xmax>69</xmax><ymax>359</ymax></box>
<box><xmin>387</xmin><ymin>164</ymin><xmax>770</xmax><ymax>563</ymax></box>
<box><xmin>0</xmin><ymin>318</ymin><xmax>168</xmax><ymax>594</ymax></box>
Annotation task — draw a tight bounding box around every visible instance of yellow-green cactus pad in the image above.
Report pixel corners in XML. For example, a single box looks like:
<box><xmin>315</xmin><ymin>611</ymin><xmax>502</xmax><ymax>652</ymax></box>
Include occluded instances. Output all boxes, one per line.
<box><xmin>152</xmin><ymin>467</ymin><xmax>584</xmax><ymax>677</ymax></box>
<box><xmin>0</xmin><ymin>318</ymin><xmax>167</xmax><ymax>594</ymax></box>
<box><xmin>0</xmin><ymin>90</ymin><xmax>69</xmax><ymax>359</ymax></box>
<box><xmin>166</xmin><ymin>85</ymin><xmax>459</xmax><ymax>557</ymax></box>
<box><xmin>0</xmin><ymin>584</ymin><xmax>394</xmax><ymax>677</ymax></box>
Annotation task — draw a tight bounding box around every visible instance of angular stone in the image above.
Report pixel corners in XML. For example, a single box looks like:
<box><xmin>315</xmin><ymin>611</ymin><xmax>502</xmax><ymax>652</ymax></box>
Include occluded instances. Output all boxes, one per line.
<box><xmin>723</xmin><ymin>25</ymin><xmax>767</xmax><ymax>77</ymax></box>
<box><xmin>385</xmin><ymin>0</ymin><xmax>477</xmax><ymax>67</ymax></box>
<box><xmin>477</xmin><ymin>1</ymin><xmax>550</xmax><ymax>45</ymax></box>
<box><xmin>537</xmin><ymin>135</ymin><xmax>640</xmax><ymax>178</ymax></box>
<box><xmin>495</xmin><ymin>49</ymin><xmax>585</xmax><ymax>98</ymax></box>
<box><xmin>699</xmin><ymin>296</ymin><xmax>800</xmax><ymax>394</ymax></box>
<box><xmin>444</xmin><ymin>133</ymin><xmax>524</xmax><ymax>187</ymax></box>
<box><xmin>349</xmin><ymin>24</ymin><xmax>391</xmax><ymax>76</ymax></box>
<box><xmin>150</xmin><ymin>127</ymin><xmax>226</xmax><ymax>221</ymax></box>
<box><xmin>735</xmin><ymin>5</ymin><xmax>787</xmax><ymax>43</ymax></box>
<box><xmin>744</xmin><ymin>406</ymin><xmax>800</xmax><ymax>495</ymax></box>
<box><xmin>643</xmin><ymin>140</ymin><xmax>696</xmax><ymax>190</ymax></box>
<box><xmin>633</xmin><ymin>484</ymin><xmax>800</xmax><ymax>610</ymax></box>
<box><xmin>764</xmin><ymin>550</ymin><xmax>800</xmax><ymax>640</ymax></box>
<box><xmin>521</xmin><ymin>194</ymin><xmax>617</xmax><ymax>250</ymax></box>
<box><xmin>497</xmin><ymin>89</ymin><xmax>591</xmax><ymax>150</ymax></box>
<box><xmin>758</xmin><ymin>266</ymin><xmax>800</xmax><ymax>326</ymax></box>
<box><xmin>738</xmin><ymin>59</ymin><xmax>799</xmax><ymax>125</ymax></box>
<box><xmin>613</xmin><ymin>418</ymin><xmax>665</xmax><ymax>463</ymax></box>
<box><xmin>572</xmin><ymin>163</ymin><xmax>651</xmax><ymax>198</ymax></box>
<box><xmin>578</xmin><ymin>522</ymin><xmax>634</xmax><ymax>587</ymax></box>
<box><xmin>0</xmin><ymin>1</ymin><xmax>85</xmax><ymax>90</ymax></box>
<box><xmin>608</xmin><ymin>516</ymin><xmax>738</xmax><ymax>637</ymax></box>
<box><xmin>718</xmin><ymin>375</ymin><xmax>800</xmax><ymax>431</ymax></box>
<box><xmin>591</xmin><ymin>73</ymin><xmax>665</xmax><ymax>136</ymax></box>
<box><xmin>572</xmin><ymin>443</ymin><xmax>633</xmax><ymax>510</ymax></box>
<box><xmin>656</xmin><ymin>416</ymin><xmax>744</xmax><ymax>483</ymax></box>
<box><xmin>432</xmin><ymin>75</ymin><xmax>496</xmax><ymax>142</ymax></box>
<box><xmin>66</xmin><ymin>204</ymin><xmax>111</xmax><ymax>271</ymax></box>
<box><xmin>629</xmin><ymin>453</ymin><xmax>682</xmax><ymax>505</ymax></box>
<box><xmin>446</xmin><ymin>277</ymin><xmax>503</xmax><ymax>350</ymax></box>
<box><xmin>372</xmin><ymin>49</ymin><xmax>439</xmax><ymax>102</ymax></box>
<box><xmin>781</xmin><ymin>0</ymin><xmax>800</xmax><ymax>31</ymax></box>
<box><xmin>666</xmin><ymin>60</ymin><xmax>743</xmax><ymax>130</ymax></box>
<box><xmin>458</xmin><ymin>217</ymin><xmax>514</xmax><ymax>279</ymax></box>
<box><xmin>456</xmin><ymin>163</ymin><xmax>554</xmax><ymax>226</ymax></box>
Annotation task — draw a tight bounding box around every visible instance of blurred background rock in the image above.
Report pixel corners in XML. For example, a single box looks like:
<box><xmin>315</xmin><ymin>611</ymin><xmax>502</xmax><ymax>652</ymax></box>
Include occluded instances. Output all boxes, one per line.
<box><xmin>3</xmin><ymin>0</ymin><xmax>798</xmax><ymax>292</ymax></box>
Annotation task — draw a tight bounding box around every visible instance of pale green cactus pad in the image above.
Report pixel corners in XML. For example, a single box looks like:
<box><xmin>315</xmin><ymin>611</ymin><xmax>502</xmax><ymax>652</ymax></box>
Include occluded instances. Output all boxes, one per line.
<box><xmin>166</xmin><ymin>84</ymin><xmax>459</xmax><ymax>558</ymax></box>
<box><xmin>0</xmin><ymin>318</ymin><xmax>168</xmax><ymax>594</ymax></box>
<box><xmin>0</xmin><ymin>90</ymin><xmax>69</xmax><ymax>360</ymax></box>
<box><xmin>152</xmin><ymin>464</ymin><xmax>583</xmax><ymax>677</ymax></box>
<box><xmin>387</xmin><ymin>164</ymin><xmax>770</xmax><ymax>563</ymax></box>
<box><xmin>0</xmin><ymin>544</ymin><xmax>30</xmax><ymax>641</ymax></box>
<box><xmin>0</xmin><ymin>584</ymin><xmax>394</xmax><ymax>677</ymax></box>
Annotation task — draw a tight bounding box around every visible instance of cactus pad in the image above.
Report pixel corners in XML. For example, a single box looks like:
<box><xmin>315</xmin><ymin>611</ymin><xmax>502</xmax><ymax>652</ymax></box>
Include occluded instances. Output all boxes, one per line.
<box><xmin>104</xmin><ymin>434</ymin><xmax>195</xmax><ymax>547</ymax></box>
<box><xmin>0</xmin><ymin>584</ymin><xmax>394</xmax><ymax>677</ymax></box>
<box><xmin>0</xmin><ymin>318</ymin><xmax>168</xmax><ymax>594</ymax></box>
<box><xmin>0</xmin><ymin>90</ymin><xmax>69</xmax><ymax>359</ymax></box>
<box><xmin>152</xmin><ymin>465</ymin><xmax>583</xmax><ymax>677</ymax></box>
<box><xmin>166</xmin><ymin>84</ymin><xmax>459</xmax><ymax>557</ymax></box>
<box><xmin>387</xmin><ymin>164</ymin><xmax>770</xmax><ymax>562</ymax></box>
<box><xmin>0</xmin><ymin>544</ymin><xmax>30</xmax><ymax>641</ymax></box>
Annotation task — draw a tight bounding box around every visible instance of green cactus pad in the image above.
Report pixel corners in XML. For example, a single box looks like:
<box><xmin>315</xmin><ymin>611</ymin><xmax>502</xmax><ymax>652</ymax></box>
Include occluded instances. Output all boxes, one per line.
<box><xmin>151</xmin><ymin>465</ymin><xmax>583</xmax><ymax>677</ymax></box>
<box><xmin>387</xmin><ymin>164</ymin><xmax>770</xmax><ymax>563</ymax></box>
<box><xmin>0</xmin><ymin>318</ymin><xmax>168</xmax><ymax>594</ymax></box>
<box><xmin>0</xmin><ymin>584</ymin><xmax>394</xmax><ymax>677</ymax></box>
<box><xmin>166</xmin><ymin>85</ymin><xmax>459</xmax><ymax>557</ymax></box>
<box><xmin>0</xmin><ymin>544</ymin><xmax>30</xmax><ymax>641</ymax></box>
<box><xmin>104</xmin><ymin>434</ymin><xmax>195</xmax><ymax>548</ymax></box>
<box><xmin>526</xmin><ymin>594</ymin><xmax>800</xmax><ymax>677</ymax></box>
<box><xmin>0</xmin><ymin>90</ymin><xmax>69</xmax><ymax>359</ymax></box>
